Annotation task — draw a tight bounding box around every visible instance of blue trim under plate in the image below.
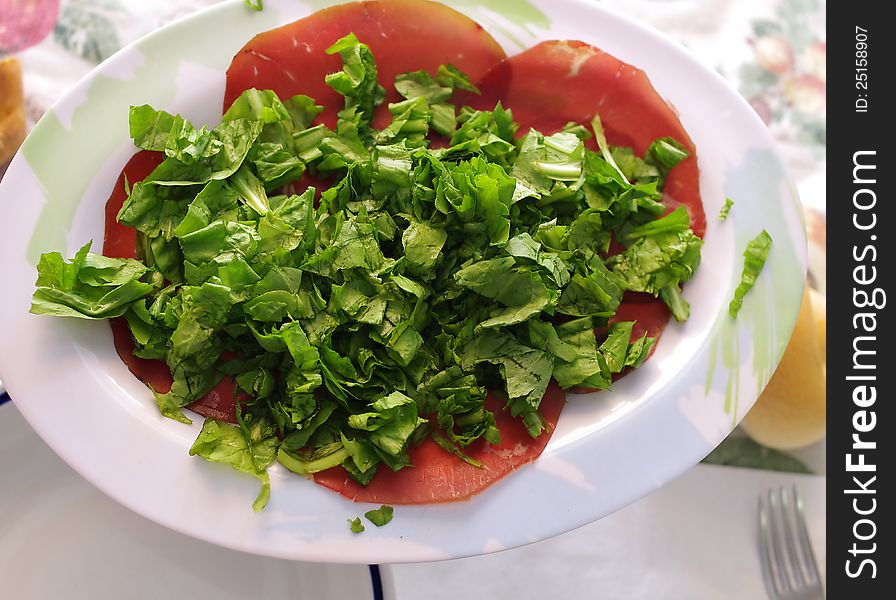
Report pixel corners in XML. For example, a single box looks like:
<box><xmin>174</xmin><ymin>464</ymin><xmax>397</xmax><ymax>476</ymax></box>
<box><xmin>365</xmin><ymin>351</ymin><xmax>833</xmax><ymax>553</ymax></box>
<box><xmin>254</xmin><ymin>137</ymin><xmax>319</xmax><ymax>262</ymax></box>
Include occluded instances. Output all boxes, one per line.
<box><xmin>369</xmin><ymin>565</ymin><xmax>384</xmax><ymax>600</ymax></box>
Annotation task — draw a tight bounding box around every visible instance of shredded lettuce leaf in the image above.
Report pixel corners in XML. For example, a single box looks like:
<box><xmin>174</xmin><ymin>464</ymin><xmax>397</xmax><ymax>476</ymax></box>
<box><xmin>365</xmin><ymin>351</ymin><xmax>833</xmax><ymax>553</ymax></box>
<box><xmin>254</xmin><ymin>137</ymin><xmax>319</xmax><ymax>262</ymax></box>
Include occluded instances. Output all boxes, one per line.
<box><xmin>31</xmin><ymin>242</ymin><xmax>153</xmax><ymax>319</ymax></box>
<box><xmin>349</xmin><ymin>517</ymin><xmax>365</xmax><ymax>533</ymax></box>
<box><xmin>364</xmin><ymin>504</ymin><xmax>394</xmax><ymax>527</ymax></box>
<box><xmin>729</xmin><ymin>230</ymin><xmax>772</xmax><ymax>317</ymax></box>
<box><xmin>719</xmin><ymin>197</ymin><xmax>734</xmax><ymax>221</ymax></box>
<box><xmin>189</xmin><ymin>418</ymin><xmax>278</xmax><ymax>511</ymax></box>
<box><xmin>325</xmin><ymin>33</ymin><xmax>386</xmax><ymax>138</ymax></box>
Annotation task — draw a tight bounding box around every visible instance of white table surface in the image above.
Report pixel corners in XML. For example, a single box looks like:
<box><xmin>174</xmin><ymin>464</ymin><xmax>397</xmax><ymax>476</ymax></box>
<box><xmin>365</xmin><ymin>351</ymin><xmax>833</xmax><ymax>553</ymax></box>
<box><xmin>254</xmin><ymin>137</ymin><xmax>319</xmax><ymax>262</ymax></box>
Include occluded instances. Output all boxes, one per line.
<box><xmin>0</xmin><ymin>403</ymin><xmax>379</xmax><ymax>600</ymax></box>
<box><xmin>386</xmin><ymin>464</ymin><xmax>825</xmax><ymax>599</ymax></box>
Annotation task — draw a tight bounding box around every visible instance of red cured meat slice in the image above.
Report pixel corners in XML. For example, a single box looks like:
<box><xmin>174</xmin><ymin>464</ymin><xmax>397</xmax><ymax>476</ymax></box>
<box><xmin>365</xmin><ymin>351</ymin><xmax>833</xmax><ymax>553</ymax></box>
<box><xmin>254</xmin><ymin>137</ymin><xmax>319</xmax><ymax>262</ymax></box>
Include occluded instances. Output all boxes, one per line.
<box><xmin>109</xmin><ymin>317</ymin><xmax>242</xmax><ymax>423</ymax></box>
<box><xmin>459</xmin><ymin>39</ymin><xmax>706</xmax><ymax>238</ymax></box>
<box><xmin>610</xmin><ymin>299</ymin><xmax>671</xmax><ymax>347</ymax></box>
<box><xmin>102</xmin><ymin>150</ymin><xmax>162</xmax><ymax>260</ymax></box>
<box><xmin>103</xmin><ymin>150</ymin><xmax>242</xmax><ymax>423</ymax></box>
<box><xmin>464</xmin><ymin>40</ymin><xmax>704</xmax><ymax>396</ymax></box>
<box><xmin>223</xmin><ymin>0</ymin><xmax>507</xmax><ymax>130</ymax></box>
<box><xmin>313</xmin><ymin>383</ymin><xmax>565</xmax><ymax>504</ymax></box>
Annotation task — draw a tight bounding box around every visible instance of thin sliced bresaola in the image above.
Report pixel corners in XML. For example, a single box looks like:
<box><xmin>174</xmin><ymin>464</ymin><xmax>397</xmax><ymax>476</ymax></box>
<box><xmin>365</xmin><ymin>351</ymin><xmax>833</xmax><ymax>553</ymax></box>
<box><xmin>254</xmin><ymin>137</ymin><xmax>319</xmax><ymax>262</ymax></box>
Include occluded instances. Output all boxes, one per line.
<box><xmin>460</xmin><ymin>39</ymin><xmax>706</xmax><ymax>384</ymax></box>
<box><xmin>108</xmin><ymin>318</ymin><xmax>242</xmax><ymax>422</ymax></box>
<box><xmin>103</xmin><ymin>150</ymin><xmax>242</xmax><ymax>423</ymax></box>
<box><xmin>103</xmin><ymin>150</ymin><xmax>162</xmax><ymax>261</ymax></box>
<box><xmin>459</xmin><ymin>40</ymin><xmax>706</xmax><ymax>238</ymax></box>
<box><xmin>611</xmin><ymin>299</ymin><xmax>671</xmax><ymax>344</ymax></box>
<box><xmin>313</xmin><ymin>383</ymin><xmax>565</xmax><ymax>504</ymax></box>
<box><xmin>223</xmin><ymin>0</ymin><xmax>507</xmax><ymax>129</ymax></box>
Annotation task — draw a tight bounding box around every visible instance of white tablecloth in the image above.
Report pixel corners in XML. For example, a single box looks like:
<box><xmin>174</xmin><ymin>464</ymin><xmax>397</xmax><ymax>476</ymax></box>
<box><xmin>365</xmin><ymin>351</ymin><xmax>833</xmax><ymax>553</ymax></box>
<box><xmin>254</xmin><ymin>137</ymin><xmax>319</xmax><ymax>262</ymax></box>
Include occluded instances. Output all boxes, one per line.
<box><xmin>386</xmin><ymin>465</ymin><xmax>825</xmax><ymax>599</ymax></box>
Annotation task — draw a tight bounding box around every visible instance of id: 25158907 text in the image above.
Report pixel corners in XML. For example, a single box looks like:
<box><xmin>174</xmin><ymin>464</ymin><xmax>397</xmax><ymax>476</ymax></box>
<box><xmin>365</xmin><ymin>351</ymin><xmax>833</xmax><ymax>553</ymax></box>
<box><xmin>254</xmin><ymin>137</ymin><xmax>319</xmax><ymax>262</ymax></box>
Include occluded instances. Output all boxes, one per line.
<box><xmin>855</xmin><ymin>26</ymin><xmax>869</xmax><ymax>113</ymax></box>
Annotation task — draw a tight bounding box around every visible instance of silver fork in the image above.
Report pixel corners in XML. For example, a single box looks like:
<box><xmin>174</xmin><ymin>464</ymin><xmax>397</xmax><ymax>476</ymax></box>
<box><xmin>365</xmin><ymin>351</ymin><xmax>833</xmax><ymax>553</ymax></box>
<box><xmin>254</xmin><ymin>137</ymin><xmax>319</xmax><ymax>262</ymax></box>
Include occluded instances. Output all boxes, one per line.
<box><xmin>758</xmin><ymin>486</ymin><xmax>824</xmax><ymax>600</ymax></box>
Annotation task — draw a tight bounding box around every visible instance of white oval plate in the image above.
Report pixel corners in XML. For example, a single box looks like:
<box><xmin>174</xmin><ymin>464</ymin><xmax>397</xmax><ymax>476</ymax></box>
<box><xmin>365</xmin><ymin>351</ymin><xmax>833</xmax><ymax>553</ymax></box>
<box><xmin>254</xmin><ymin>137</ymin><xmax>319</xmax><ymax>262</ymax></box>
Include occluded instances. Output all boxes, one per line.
<box><xmin>0</xmin><ymin>0</ymin><xmax>806</xmax><ymax>563</ymax></box>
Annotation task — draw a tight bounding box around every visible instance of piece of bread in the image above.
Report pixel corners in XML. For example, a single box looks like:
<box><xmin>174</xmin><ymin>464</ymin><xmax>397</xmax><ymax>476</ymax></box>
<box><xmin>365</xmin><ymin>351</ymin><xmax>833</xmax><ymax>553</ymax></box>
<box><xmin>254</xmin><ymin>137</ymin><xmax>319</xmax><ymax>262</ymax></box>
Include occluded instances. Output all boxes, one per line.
<box><xmin>0</xmin><ymin>57</ymin><xmax>27</xmax><ymax>166</ymax></box>
<box><xmin>741</xmin><ymin>286</ymin><xmax>826</xmax><ymax>449</ymax></box>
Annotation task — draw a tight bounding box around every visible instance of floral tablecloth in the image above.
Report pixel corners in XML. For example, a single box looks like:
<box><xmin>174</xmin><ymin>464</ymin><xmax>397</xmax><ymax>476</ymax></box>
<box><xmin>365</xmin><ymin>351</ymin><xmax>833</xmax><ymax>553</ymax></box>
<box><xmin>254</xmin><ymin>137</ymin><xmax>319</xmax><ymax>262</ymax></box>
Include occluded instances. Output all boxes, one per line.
<box><xmin>603</xmin><ymin>0</ymin><xmax>826</xmax><ymax>294</ymax></box>
<box><xmin>3</xmin><ymin>0</ymin><xmax>827</xmax><ymax>268</ymax></box>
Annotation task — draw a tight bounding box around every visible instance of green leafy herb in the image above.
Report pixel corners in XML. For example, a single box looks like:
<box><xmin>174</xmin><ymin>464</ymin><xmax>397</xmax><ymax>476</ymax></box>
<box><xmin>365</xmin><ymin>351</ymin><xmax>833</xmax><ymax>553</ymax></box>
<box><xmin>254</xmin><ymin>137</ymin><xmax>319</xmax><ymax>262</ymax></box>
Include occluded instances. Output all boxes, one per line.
<box><xmin>244</xmin><ymin>0</ymin><xmax>263</xmax><ymax>11</ymax></box>
<box><xmin>325</xmin><ymin>33</ymin><xmax>386</xmax><ymax>136</ymax></box>
<box><xmin>349</xmin><ymin>517</ymin><xmax>365</xmax><ymax>533</ymax></box>
<box><xmin>31</xmin><ymin>242</ymin><xmax>153</xmax><ymax>319</ymax></box>
<box><xmin>431</xmin><ymin>431</ymin><xmax>485</xmax><ymax>467</ymax></box>
<box><xmin>189</xmin><ymin>418</ymin><xmax>278</xmax><ymax>511</ymax></box>
<box><xmin>437</xmin><ymin>64</ymin><xmax>480</xmax><ymax>94</ymax></box>
<box><xmin>646</xmin><ymin>137</ymin><xmax>689</xmax><ymax>177</ymax></box>
<box><xmin>591</xmin><ymin>113</ymin><xmax>628</xmax><ymax>183</ymax></box>
<box><xmin>718</xmin><ymin>197</ymin><xmax>734</xmax><ymax>221</ymax></box>
<box><xmin>608</xmin><ymin>208</ymin><xmax>702</xmax><ymax>321</ymax></box>
<box><xmin>729</xmin><ymin>230</ymin><xmax>772</xmax><ymax>317</ymax></box>
<box><xmin>364</xmin><ymin>504</ymin><xmax>395</xmax><ymax>527</ymax></box>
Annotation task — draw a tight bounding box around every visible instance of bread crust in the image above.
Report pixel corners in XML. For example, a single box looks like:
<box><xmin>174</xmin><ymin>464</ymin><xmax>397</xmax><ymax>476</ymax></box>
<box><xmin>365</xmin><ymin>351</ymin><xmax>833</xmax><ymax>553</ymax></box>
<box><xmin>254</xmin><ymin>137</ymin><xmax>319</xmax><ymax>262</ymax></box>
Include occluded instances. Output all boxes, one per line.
<box><xmin>0</xmin><ymin>57</ymin><xmax>27</xmax><ymax>165</ymax></box>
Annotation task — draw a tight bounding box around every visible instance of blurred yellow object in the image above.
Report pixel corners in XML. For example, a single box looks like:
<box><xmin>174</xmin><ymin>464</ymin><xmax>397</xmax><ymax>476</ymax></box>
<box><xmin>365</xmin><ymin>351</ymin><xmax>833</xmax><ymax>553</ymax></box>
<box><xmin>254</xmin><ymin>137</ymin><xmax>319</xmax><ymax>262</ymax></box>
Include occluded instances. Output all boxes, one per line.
<box><xmin>742</xmin><ymin>286</ymin><xmax>826</xmax><ymax>450</ymax></box>
<box><xmin>1</xmin><ymin>56</ymin><xmax>27</xmax><ymax>166</ymax></box>
<box><xmin>808</xmin><ymin>287</ymin><xmax>826</xmax><ymax>363</ymax></box>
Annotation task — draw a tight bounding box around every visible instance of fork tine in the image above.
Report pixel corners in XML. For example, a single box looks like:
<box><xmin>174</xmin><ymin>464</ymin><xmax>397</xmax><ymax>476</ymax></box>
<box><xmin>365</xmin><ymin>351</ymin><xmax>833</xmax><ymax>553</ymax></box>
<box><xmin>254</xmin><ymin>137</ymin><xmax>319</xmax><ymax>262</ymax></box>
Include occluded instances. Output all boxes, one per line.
<box><xmin>768</xmin><ymin>488</ymin><xmax>798</xmax><ymax>593</ymax></box>
<box><xmin>759</xmin><ymin>491</ymin><xmax>786</xmax><ymax>598</ymax></box>
<box><xmin>779</xmin><ymin>486</ymin><xmax>810</xmax><ymax>589</ymax></box>
<box><xmin>792</xmin><ymin>485</ymin><xmax>823</xmax><ymax>585</ymax></box>
<box><xmin>758</xmin><ymin>494</ymin><xmax>775</xmax><ymax>597</ymax></box>
<box><xmin>760</xmin><ymin>486</ymin><xmax>824</xmax><ymax>600</ymax></box>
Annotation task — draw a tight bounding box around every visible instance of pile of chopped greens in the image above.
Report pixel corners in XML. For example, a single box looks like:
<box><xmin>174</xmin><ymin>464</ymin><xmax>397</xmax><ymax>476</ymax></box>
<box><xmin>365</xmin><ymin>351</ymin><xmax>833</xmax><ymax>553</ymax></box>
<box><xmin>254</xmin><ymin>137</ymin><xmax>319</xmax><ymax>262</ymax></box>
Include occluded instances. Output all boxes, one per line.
<box><xmin>31</xmin><ymin>33</ymin><xmax>703</xmax><ymax>510</ymax></box>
